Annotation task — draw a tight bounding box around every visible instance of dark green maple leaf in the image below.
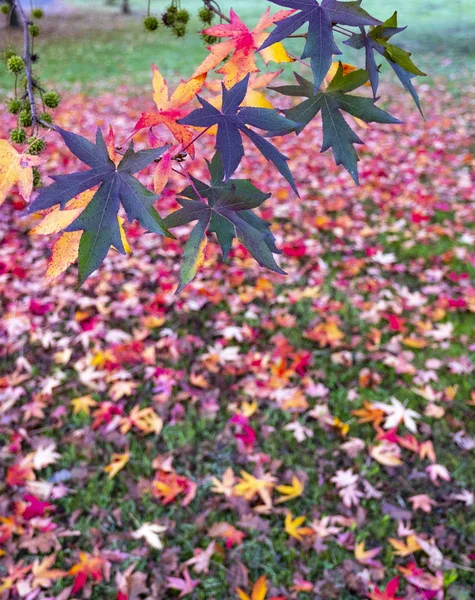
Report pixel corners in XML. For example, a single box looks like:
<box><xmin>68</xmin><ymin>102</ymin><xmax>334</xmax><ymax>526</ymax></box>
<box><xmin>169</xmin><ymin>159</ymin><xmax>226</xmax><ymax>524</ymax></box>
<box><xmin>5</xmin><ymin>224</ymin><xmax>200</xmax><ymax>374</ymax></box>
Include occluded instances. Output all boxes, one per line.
<box><xmin>163</xmin><ymin>153</ymin><xmax>284</xmax><ymax>292</ymax></box>
<box><xmin>344</xmin><ymin>12</ymin><xmax>426</xmax><ymax>114</ymax></box>
<box><xmin>27</xmin><ymin>127</ymin><xmax>171</xmax><ymax>285</ymax></box>
<box><xmin>270</xmin><ymin>63</ymin><xmax>401</xmax><ymax>183</ymax></box>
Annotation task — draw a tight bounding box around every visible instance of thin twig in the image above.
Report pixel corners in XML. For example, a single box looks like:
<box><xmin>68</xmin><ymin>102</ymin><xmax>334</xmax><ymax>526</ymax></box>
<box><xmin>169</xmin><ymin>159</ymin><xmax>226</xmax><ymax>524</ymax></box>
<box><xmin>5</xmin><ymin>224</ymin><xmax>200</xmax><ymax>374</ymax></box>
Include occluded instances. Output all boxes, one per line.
<box><xmin>203</xmin><ymin>0</ymin><xmax>230</xmax><ymax>24</ymax></box>
<box><xmin>16</xmin><ymin>0</ymin><xmax>54</xmax><ymax>132</ymax></box>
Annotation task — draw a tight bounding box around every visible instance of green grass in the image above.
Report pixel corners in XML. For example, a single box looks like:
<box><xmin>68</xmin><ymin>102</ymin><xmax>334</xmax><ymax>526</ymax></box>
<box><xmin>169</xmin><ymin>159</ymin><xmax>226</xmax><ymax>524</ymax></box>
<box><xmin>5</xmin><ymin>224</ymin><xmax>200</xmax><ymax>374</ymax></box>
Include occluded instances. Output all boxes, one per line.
<box><xmin>1</xmin><ymin>0</ymin><xmax>474</xmax><ymax>93</ymax></box>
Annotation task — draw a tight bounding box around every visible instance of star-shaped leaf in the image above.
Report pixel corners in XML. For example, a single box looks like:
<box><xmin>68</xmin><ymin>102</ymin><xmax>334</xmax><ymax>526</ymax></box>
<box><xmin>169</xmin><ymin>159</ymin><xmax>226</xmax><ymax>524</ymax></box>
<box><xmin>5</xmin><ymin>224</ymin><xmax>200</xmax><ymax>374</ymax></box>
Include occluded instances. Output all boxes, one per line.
<box><xmin>131</xmin><ymin>66</ymin><xmax>206</xmax><ymax>156</ymax></box>
<box><xmin>259</xmin><ymin>0</ymin><xmax>380</xmax><ymax>90</ymax></box>
<box><xmin>344</xmin><ymin>12</ymin><xmax>426</xmax><ymax>113</ymax></box>
<box><xmin>163</xmin><ymin>153</ymin><xmax>285</xmax><ymax>292</ymax></box>
<box><xmin>192</xmin><ymin>8</ymin><xmax>295</xmax><ymax>86</ymax></box>
<box><xmin>27</xmin><ymin>127</ymin><xmax>171</xmax><ymax>285</ymax></box>
<box><xmin>178</xmin><ymin>74</ymin><xmax>300</xmax><ymax>194</ymax></box>
<box><xmin>271</xmin><ymin>63</ymin><xmax>401</xmax><ymax>182</ymax></box>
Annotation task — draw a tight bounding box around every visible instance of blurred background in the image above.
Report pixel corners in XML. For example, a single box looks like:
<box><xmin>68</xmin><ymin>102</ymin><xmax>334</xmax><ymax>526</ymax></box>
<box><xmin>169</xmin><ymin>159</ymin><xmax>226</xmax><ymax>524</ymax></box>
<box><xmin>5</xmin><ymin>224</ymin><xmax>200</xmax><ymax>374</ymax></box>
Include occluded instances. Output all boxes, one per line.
<box><xmin>1</xmin><ymin>0</ymin><xmax>474</xmax><ymax>94</ymax></box>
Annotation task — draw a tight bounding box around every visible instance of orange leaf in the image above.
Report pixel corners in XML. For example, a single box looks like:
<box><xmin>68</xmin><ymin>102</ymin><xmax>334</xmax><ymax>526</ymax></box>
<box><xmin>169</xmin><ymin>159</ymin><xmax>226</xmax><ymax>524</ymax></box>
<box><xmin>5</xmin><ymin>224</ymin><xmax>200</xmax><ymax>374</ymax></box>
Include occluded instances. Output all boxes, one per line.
<box><xmin>153</xmin><ymin>152</ymin><xmax>173</xmax><ymax>194</ymax></box>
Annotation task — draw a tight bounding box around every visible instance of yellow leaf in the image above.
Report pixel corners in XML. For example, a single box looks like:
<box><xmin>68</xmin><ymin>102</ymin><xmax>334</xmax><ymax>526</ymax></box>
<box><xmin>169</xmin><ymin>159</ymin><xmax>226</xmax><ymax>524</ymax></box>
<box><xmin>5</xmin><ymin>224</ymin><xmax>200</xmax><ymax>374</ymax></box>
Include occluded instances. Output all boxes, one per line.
<box><xmin>284</xmin><ymin>512</ymin><xmax>314</xmax><ymax>542</ymax></box>
<box><xmin>44</xmin><ymin>217</ymin><xmax>130</xmax><ymax>283</ymax></box>
<box><xmin>402</xmin><ymin>337</ymin><xmax>427</xmax><ymax>349</ymax></box>
<box><xmin>104</xmin><ymin>452</ymin><xmax>129</xmax><ymax>479</ymax></box>
<box><xmin>354</xmin><ymin>541</ymin><xmax>381</xmax><ymax>565</ymax></box>
<box><xmin>46</xmin><ymin>230</ymin><xmax>82</xmax><ymax>283</ymax></box>
<box><xmin>70</xmin><ymin>395</ymin><xmax>97</xmax><ymax>416</ymax></box>
<box><xmin>0</xmin><ymin>139</ymin><xmax>42</xmax><ymax>206</ymax></box>
<box><xmin>251</xmin><ymin>575</ymin><xmax>267</xmax><ymax>600</ymax></box>
<box><xmin>370</xmin><ymin>443</ymin><xmax>403</xmax><ymax>467</ymax></box>
<box><xmin>276</xmin><ymin>476</ymin><xmax>304</xmax><ymax>504</ymax></box>
<box><xmin>257</xmin><ymin>32</ymin><xmax>295</xmax><ymax>66</ymax></box>
<box><xmin>236</xmin><ymin>589</ymin><xmax>251</xmax><ymax>600</ymax></box>
<box><xmin>233</xmin><ymin>471</ymin><xmax>276</xmax><ymax>510</ymax></box>
<box><xmin>30</xmin><ymin>191</ymin><xmax>93</xmax><ymax>235</ymax></box>
<box><xmin>388</xmin><ymin>535</ymin><xmax>421</xmax><ymax>557</ymax></box>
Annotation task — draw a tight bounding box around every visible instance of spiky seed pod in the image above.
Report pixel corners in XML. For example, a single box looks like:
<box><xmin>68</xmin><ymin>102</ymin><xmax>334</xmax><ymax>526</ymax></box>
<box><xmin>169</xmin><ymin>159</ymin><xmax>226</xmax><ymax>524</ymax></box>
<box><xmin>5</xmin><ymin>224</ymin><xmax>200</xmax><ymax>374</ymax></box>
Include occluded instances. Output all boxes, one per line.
<box><xmin>198</xmin><ymin>7</ymin><xmax>214</xmax><ymax>25</ymax></box>
<box><xmin>7</xmin><ymin>55</ymin><xmax>25</xmax><ymax>74</ymax></box>
<box><xmin>27</xmin><ymin>137</ymin><xmax>45</xmax><ymax>155</ymax></box>
<box><xmin>173</xmin><ymin>22</ymin><xmax>186</xmax><ymax>37</ymax></box>
<box><xmin>162</xmin><ymin>5</ymin><xmax>178</xmax><ymax>27</ymax></box>
<box><xmin>176</xmin><ymin>9</ymin><xmax>190</xmax><ymax>24</ymax></box>
<box><xmin>0</xmin><ymin>3</ymin><xmax>10</xmax><ymax>14</ymax></box>
<box><xmin>10</xmin><ymin>128</ymin><xmax>27</xmax><ymax>144</ymax></box>
<box><xmin>31</xmin><ymin>8</ymin><xmax>44</xmax><ymax>18</ymax></box>
<box><xmin>7</xmin><ymin>98</ymin><xmax>22</xmax><ymax>115</ymax></box>
<box><xmin>28</xmin><ymin>24</ymin><xmax>40</xmax><ymax>37</ymax></box>
<box><xmin>39</xmin><ymin>112</ymin><xmax>53</xmax><ymax>126</ymax></box>
<box><xmin>143</xmin><ymin>15</ymin><xmax>160</xmax><ymax>31</ymax></box>
<box><xmin>18</xmin><ymin>110</ymin><xmax>33</xmax><ymax>127</ymax></box>
<box><xmin>202</xmin><ymin>34</ymin><xmax>219</xmax><ymax>45</ymax></box>
<box><xmin>32</xmin><ymin>167</ymin><xmax>41</xmax><ymax>187</ymax></box>
<box><xmin>43</xmin><ymin>91</ymin><xmax>60</xmax><ymax>108</ymax></box>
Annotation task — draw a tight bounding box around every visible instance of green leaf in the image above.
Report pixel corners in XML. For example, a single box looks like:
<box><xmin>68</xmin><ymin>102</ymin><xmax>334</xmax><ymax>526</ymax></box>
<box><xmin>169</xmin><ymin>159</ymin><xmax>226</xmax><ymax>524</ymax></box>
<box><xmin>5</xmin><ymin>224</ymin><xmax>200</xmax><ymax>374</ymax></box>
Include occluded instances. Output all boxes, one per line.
<box><xmin>271</xmin><ymin>64</ymin><xmax>401</xmax><ymax>183</ymax></box>
<box><xmin>163</xmin><ymin>153</ymin><xmax>283</xmax><ymax>290</ymax></box>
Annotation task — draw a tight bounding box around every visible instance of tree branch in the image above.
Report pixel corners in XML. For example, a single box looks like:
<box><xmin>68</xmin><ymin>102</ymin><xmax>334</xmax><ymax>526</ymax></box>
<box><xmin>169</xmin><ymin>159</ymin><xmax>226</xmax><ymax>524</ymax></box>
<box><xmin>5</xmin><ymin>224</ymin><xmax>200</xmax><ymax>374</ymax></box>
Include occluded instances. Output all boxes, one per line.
<box><xmin>16</xmin><ymin>0</ymin><xmax>54</xmax><ymax>132</ymax></box>
<box><xmin>203</xmin><ymin>0</ymin><xmax>230</xmax><ymax>24</ymax></box>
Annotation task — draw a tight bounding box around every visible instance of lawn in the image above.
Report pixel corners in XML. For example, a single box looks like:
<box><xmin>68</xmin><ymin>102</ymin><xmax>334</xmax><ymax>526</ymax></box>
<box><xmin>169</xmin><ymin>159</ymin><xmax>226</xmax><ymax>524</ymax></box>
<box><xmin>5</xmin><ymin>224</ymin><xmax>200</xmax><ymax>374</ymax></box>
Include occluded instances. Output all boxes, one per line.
<box><xmin>1</xmin><ymin>0</ymin><xmax>475</xmax><ymax>92</ymax></box>
<box><xmin>1</xmin><ymin>1</ymin><xmax>475</xmax><ymax>599</ymax></box>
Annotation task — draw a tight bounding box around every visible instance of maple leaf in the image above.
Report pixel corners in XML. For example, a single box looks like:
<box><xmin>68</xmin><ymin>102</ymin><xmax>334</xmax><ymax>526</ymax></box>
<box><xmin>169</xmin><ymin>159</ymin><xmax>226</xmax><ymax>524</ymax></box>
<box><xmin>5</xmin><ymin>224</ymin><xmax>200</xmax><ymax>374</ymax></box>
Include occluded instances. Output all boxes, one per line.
<box><xmin>374</xmin><ymin>397</ymin><xmax>420</xmax><ymax>433</ymax></box>
<box><xmin>120</xmin><ymin>405</ymin><xmax>163</xmax><ymax>435</ymax></box>
<box><xmin>70</xmin><ymin>394</ymin><xmax>98</xmax><ymax>415</ymax></box>
<box><xmin>69</xmin><ymin>552</ymin><xmax>105</xmax><ymax>594</ymax></box>
<box><xmin>344</xmin><ymin>11</ymin><xmax>426</xmax><ymax>112</ymax></box>
<box><xmin>367</xmin><ymin>576</ymin><xmax>403</xmax><ymax>600</ymax></box>
<box><xmin>31</xmin><ymin>191</ymin><xmax>132</xmax><ymax>282</ymax></box>
<box><xmin>355</xmin><ymin>541</ymin><xmax>382</xmax><ymax>566</ymax></box>
<box><xmin>31</xmin><ymin>554</ymin><xmax>67</xmax><ymax>589</ymax></box>
<box><xmin>210</xmin><ymin>467</ymin><xmax>236</xmax><ymax>497</ymax></box>
<box><xmin>206</xmin><ymin>70</ymin><xmax>283</xmax><ymax>112</ymax></box>
<box><xmin>193</xmin><ymin>8</ymin><xmax>294</xmax><ymax>86</ymax></box>
<box><xmin>259</xmin><ymin>0</ymin><xmax>380</xmax><ymax>90</ymax></box>
<box><xmin>0</xmin><ymin>139</ymin><xmax>42</xmax><ymax>207</ymax></box>
<box><xmin>208</xmin><ymin>522</ymin><xmax>246</xmax><ymax>548</ymax></box>
<box><xmin>166</xmin><ymin>568</ymin><xmax>199</xmax><ymax>598</ymax></box>
<box><xmin>233</xmin><ymin>470</ymin><xmax>277</xmax><ymax>510</ymax></box>
<box><xmin>284</xmin><ymin>512</ymin><xmax>314</xmax><ymax>541</ymax></box>
<box><xmin>236</xmin><ymin>575</ymin><xmax>268</xmax><ymax>600</ymax></box>
<box><xmin>131</xmin><ymin>522</ymin><xmax>167</xmax><ymax>550</ymax></box>
<box><xmin>370</xmin><ymin>442</ymin><xmax>402</xmax><ymax>467</ymax></box>
<box><xmin>104</xmin><ymin>452</ymin><xmax>129</xmax><ymax>479</ymax></box>
<box><xmin>388</xmin><ymin>535</ymin><xmax>421</xmax><ymax>557</ymax></box>
<box><xmin>270</xmin><ymin>63</ymin><xmax>400</xmax><ymax>183</ymax></box>
<box><xmin>178</xmin><ymin>74</ymin><xmax>300</xmax><ymax>193</ymax></box>
<box><xmin>31</xmin><ymin>443</ymin><xmax>60</xmax><ymax>470</ymax></box>
<box><xmin>131</xmin><ymin>66</ymin><xmax>206</xmax><ymax>155</ymax></box>
<box><xmin>352</xmin><ymin>401</ymin><xmax>385</xmax><ymax>428</ymax></box>
<box><xmin>6</xmin><ymin>457</ymin><xmax>35</xmax><ymax>487</ymax></box>
<box><xmin>183</xmin><ymin>541</ymin><xmax>216</xmax><ymax>574</ymax></box>
<box><xmin>27</xmin><ymin>127</ymin><xmax>171</xmax><ymax>285</ymax></box>
<box><xmin>425</xmin><ymin>464</ymin><xmax>450</xmax><ymax>485</ymax></box>
<box><xmin>153</xmin><ymin>470</ymin><xmax>197</xmax><ymax>506</ymax></box>
<box><xmin>163</xmin><ymin>152</ymin><xmax>285</xmax><ymax>291</ymax></box>
<box><xmin>409</xmin><ymin>494</ymin><xmax>436</xmax><ymax>513</ymax></box>
<box><xmin>276</xmin><ymin>475</ymin><xmax>304</xmax><ymax>503</ymax></box>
